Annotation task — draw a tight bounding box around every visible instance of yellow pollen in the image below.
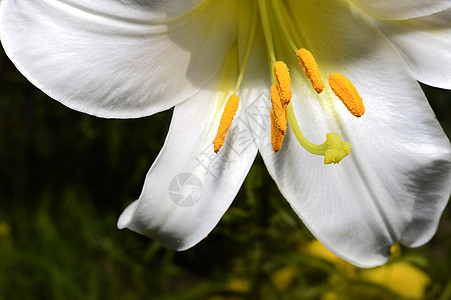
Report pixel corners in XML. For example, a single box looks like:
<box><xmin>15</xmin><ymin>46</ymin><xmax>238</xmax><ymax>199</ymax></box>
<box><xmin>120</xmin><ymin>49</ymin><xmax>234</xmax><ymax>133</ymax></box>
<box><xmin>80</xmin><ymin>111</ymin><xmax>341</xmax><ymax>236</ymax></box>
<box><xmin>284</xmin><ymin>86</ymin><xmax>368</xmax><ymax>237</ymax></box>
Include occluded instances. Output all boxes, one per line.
<box><xmin>270</xmin><ymin>109</ymin><xmax>285</xmax><ymax>153</ymax></box>
<box><xmin>329</xmin><ymin>73</ymin><xmax>365</xmax><ymax>117</ymax></box>
<box><xmin>297</xmin><ymin>48</ymin><xmax>325</xmax><ymax>94</ymax></box>
<box><xmin>271</xmin><ymin>84</ymin><xmax>287</xmax><ymax>135</ymax></box>
<box><xmin>274</xmin><ymin>61</ymin><xmax>292</xmax><ymax>105</ymax></box>
<box><xmin>213</xmin><ymin>94</ymin><xmax>239</xmax><ymax>153</ymax></box>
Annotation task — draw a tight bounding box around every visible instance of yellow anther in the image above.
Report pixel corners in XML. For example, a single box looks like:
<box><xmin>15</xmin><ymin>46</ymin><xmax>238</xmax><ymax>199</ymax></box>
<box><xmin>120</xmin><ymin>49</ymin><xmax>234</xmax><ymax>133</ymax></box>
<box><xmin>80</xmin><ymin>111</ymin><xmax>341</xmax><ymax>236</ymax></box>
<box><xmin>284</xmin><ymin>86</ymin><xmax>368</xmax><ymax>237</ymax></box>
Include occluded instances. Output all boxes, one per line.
<box><xmin>213</xmin><ymin>94</ymin><xmax>239</xmax><ymax>153</ymax></box>
<box><xmin>271</xmin><ymin>84</ymin><xmax>287</xmax><ymax>135</ymax></box>
<box><xmin>270</xmin><ymin>109</ymin><xmax>285</xmax><ymax>153</ymax></box>
<box><xmin>297</xmin><ymin>48</ymin><xmax>325</xmax><ymax>94</ymax></box>
<box><xmin>273</xmin><ymin>61</ymin><xmax>292</xmax><ymax>105</ymax></box>
<box><xmin>323</xmin><ymin>132</ymin><xmax>352</xmax><ymax>164</ymax></box>
<box><xmin>329</xmin><ymin>73</ymin><xmax>365</xmax><ymax>117</ymax></box>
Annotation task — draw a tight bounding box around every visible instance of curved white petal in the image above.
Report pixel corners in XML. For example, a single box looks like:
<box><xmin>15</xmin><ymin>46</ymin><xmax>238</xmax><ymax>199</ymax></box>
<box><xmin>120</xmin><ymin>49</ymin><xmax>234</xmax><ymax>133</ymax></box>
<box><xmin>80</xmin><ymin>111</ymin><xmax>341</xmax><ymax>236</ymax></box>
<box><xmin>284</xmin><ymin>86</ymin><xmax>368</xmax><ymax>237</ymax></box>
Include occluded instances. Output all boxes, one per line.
<box><xmin>117</xmin><ymin>65</ymin><xmax>260</xmax><ymax>250</ymax></box>
<box><xmin>260</xmin><ymin>0</ymin><xmax>451</xmax><ymax>267</ymax></box>
<box><xmin>0</xmin><ymin>0</ymin><xmax>238</xmax><ymax>118</ymax></box>
<box><xmin>377</xmin><ymin>9</ymin><xmax>451</xmax><ymax>89</ymax></box>
<box><xmin>350</xmin><ymin>0</ymin><xmax>451</xmax><ymax>20</ymax></box>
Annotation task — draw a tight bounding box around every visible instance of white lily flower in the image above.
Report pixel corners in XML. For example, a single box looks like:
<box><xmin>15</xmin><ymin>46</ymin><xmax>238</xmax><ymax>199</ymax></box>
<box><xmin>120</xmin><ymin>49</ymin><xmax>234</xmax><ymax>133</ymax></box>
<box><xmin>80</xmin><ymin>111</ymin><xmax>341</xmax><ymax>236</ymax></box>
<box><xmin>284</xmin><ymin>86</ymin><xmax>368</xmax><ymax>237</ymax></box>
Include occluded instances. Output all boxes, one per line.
<box><xmin>1</xmin><ymin>0</ymin><xmax>450</xmax><ymax>268</ymax></box>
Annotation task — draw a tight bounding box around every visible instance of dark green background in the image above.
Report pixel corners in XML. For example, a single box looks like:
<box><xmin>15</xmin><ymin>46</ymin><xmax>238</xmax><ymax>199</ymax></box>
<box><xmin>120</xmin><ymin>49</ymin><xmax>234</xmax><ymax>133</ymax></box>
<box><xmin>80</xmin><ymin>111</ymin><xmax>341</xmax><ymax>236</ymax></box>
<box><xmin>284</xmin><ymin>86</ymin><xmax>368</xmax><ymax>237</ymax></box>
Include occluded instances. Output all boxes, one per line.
<box><xmin>0</xmin><ymin>46</ymin><xmax>450</xmax><ymax>299</ymax></box>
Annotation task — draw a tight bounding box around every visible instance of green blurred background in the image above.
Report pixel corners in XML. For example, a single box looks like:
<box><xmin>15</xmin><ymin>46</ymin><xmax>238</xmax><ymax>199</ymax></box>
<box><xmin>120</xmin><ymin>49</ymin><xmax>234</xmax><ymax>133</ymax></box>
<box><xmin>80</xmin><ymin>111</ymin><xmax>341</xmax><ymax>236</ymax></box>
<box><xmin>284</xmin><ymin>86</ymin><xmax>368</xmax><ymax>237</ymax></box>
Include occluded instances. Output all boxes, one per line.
<box><xmin>0</xmin><ymin>45</ymin><xmax>450</xmax><ymax>300</ymax></box>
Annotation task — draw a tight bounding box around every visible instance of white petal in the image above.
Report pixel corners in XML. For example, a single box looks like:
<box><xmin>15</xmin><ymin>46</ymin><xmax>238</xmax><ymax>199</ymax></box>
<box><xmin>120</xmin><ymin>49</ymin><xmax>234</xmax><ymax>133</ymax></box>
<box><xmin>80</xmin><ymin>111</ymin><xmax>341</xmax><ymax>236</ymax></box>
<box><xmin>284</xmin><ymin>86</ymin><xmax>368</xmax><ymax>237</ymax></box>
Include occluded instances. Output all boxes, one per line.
<box><xmin>260</xmin><ymin>0</ymin><xmax>451</xmax><ymax>267</ymax></box>
<box><xmin>117</xmin><ymin>70</ymin><xmax>260</xmax><ymax>250</ymax></box>
<box><xmin>0</xmin><ymin>0</ymin><xmax>238</xmax><ymax>118</ymax></box>
<box><xmin>377</xmin><ymin>9</ymin><xmax>451</xmax><ymax>89</ymax></box>
<box><xmin>350</xmin><ymin>0</ymin><xmax>451</xmax><ymax>20</ymax></box>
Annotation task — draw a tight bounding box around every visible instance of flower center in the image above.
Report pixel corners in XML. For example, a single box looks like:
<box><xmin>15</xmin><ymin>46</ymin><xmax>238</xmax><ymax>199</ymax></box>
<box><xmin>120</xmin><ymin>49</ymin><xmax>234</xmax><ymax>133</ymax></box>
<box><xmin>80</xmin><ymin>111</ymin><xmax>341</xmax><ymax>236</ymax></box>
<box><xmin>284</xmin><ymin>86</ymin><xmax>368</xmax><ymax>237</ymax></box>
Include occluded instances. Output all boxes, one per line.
<box><xmin>213</xmin><ymin>0</ymin><xmax>365</xmax><ymax>165</ymax></box>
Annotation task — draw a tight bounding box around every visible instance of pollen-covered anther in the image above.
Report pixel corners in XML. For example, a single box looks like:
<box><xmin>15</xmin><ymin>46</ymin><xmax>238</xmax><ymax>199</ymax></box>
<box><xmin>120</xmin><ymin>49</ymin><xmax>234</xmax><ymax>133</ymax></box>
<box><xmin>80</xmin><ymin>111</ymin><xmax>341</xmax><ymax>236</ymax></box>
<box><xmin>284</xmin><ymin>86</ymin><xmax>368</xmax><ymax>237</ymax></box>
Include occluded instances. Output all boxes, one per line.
<box><xmin>213</xmin><ymin>94</ymin><xmax>239</xmax><ymax>153</ymax></box>
<box><xmin>270</xmin><ymin>109</ymin><xmax>284</xmax><ymax>153</ymax></box>
<box><xmin>271</xmin><ymin>84</ymin><xmax>287</xmax><ymax>135</ymax></box>
<box><xmin>297</xmin><ymin>48</ymin><xmax>325</xmax><ymax>94</ymax></box>
<box><xmin>273</xmin><ymin>61</ymin><xmax>292</xmax><ymax>105</ymax></box>
<box><xmin>329</xmin><ymin>73</ymin><xmax>365</xmax><ymax>117</ymax></box>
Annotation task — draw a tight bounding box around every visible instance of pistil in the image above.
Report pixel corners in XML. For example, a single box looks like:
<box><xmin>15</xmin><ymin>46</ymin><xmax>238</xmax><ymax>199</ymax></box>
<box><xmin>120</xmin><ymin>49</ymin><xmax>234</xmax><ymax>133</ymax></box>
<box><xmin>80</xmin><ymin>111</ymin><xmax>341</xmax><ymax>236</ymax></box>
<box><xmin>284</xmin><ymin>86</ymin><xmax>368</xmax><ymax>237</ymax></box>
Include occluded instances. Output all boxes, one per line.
<box><xmin>287</xmin><ymin>103</ymin><xmax>352</xmax><ymax>164</ymax></box>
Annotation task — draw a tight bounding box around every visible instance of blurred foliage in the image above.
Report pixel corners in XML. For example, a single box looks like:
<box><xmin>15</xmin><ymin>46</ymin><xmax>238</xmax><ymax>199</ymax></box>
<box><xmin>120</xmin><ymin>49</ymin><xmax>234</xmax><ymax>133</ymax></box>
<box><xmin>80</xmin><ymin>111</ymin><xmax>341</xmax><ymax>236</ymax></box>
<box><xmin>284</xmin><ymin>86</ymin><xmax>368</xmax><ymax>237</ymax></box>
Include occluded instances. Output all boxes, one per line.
<box><xmin>0</xmin><ymin>44</ymin><xmax>450</xmax><ymax>300</ymax></box>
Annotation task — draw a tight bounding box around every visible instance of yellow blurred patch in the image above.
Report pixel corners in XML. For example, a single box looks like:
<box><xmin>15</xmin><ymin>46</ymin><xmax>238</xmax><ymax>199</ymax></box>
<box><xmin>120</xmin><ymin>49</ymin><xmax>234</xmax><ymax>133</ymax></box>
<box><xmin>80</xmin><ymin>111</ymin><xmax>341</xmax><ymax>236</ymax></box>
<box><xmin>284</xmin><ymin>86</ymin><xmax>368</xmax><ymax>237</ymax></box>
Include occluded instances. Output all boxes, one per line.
<box><xmin>303</xmin><ymin>240</ymin><xmax>356</xmax><ymax>277</ymax></box>
<box><xmin>302</xmin><ymin>239</ymin><xmax>430</xmax><ymax>299</ymax></box>
<box><xmin>361</xmin><ymin>262</ymin><xmax>430</xmax><ymax>300</ymax></box>
<box><xmin>0</xmin><ymin>220</ymin><xmax>11</xmax><ymax>237</ymax></box>
<box><xmin>321</xmin><ymin>291</ymin><xmax>341</xmax><ymax>300</ymax></box>
<box><xmin>226</xmin><ymin>277</ymin><xmax>250</xmax><ymax>293</ymax></box>
<box><xmin>271</xmin><ymin>266</ymin><xmax>296</xmax><ymax>291</ymax></box>
<box><xmin>389</xmin><ymin>242</ymin><xmax>402</xmax><ymax>260</ymax></box>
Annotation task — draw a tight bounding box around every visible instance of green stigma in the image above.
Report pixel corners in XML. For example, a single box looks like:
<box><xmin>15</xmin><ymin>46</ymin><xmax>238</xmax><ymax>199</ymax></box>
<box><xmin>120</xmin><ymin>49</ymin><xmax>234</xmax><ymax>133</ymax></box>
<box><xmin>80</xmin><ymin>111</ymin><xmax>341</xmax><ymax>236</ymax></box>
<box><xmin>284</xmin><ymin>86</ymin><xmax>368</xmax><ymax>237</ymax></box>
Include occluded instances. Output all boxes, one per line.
<box><xmin>287</xmin><ymin>103</ymin><xmax>352</xmax><ymax>165</ymax></box>
<box><xmin>323</xmin><ymin>132</ymin><xmax>352</xmax><ymax>164</ymax></box>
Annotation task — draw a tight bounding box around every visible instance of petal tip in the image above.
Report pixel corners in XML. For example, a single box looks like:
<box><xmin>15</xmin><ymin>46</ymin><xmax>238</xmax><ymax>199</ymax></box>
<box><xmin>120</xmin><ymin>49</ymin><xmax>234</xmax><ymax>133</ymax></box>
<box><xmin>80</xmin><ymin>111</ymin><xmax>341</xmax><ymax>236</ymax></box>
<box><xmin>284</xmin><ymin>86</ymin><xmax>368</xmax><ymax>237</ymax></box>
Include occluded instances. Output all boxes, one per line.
<box><xmin>117</xmin><ymin>199</ymin><xmax>140</xmax><ymax>229</ymax></box>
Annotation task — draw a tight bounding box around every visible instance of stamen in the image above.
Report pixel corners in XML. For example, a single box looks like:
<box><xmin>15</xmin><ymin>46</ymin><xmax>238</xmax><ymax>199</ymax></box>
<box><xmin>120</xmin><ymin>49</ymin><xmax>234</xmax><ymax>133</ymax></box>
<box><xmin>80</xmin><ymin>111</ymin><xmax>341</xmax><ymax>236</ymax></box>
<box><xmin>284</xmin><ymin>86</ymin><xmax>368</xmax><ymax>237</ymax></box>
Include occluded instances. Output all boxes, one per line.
<box><xmin>257</xmin><ymin>0</ymin><xmax>352</xmax><ymax>162</ymax></box>
<box><xmin>297</xmin><ymin>48</ymin><xmax>325</xmax><ymax>94</ymax></box>
<box><xmin>274</xmin><ymin>61</ymin><xmax>292</xmax><ymax>105</ymax></box>
<box><xmin>234</xmin><ymin>0</ymin><xmax>258</xmax><ymax>92</ymax></box>
<box><xmin>270</xmin><ymin>109</ymin><xmax>284</xmax><ymax>153</ymax></box>
<box><xmin>258</xmin><ymin>0</ymin><xmax>276</xmax><ymax>66</ymax></box>
<box><xmin>269</xmin><ymin>0</ymin><xmax>299</xmax><ymax>54</ymax></box>
<box><xmin>271</xmin><ymin>84</ymin><xmax>287</xmax><ymax>135</ymax></box>
<box><xmin>213</xmin><ymin>94</ymin><xmax>239</xmax><ymax>153</ymax></box>
<box><xmin>329</xmin><ymin>73</ymin><xmax>365</xmax><ymax>117</ymax></box>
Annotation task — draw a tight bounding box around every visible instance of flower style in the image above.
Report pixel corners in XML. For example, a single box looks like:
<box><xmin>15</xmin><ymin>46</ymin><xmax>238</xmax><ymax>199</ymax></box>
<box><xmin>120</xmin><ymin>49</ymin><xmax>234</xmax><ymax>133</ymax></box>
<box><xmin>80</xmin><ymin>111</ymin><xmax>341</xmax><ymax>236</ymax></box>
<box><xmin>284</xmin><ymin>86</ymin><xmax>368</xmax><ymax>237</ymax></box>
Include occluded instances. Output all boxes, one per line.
<box><xmin>1</xmin><ymin>0</ymin><xmax>451</xmax><ymax>267</ymax></box>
